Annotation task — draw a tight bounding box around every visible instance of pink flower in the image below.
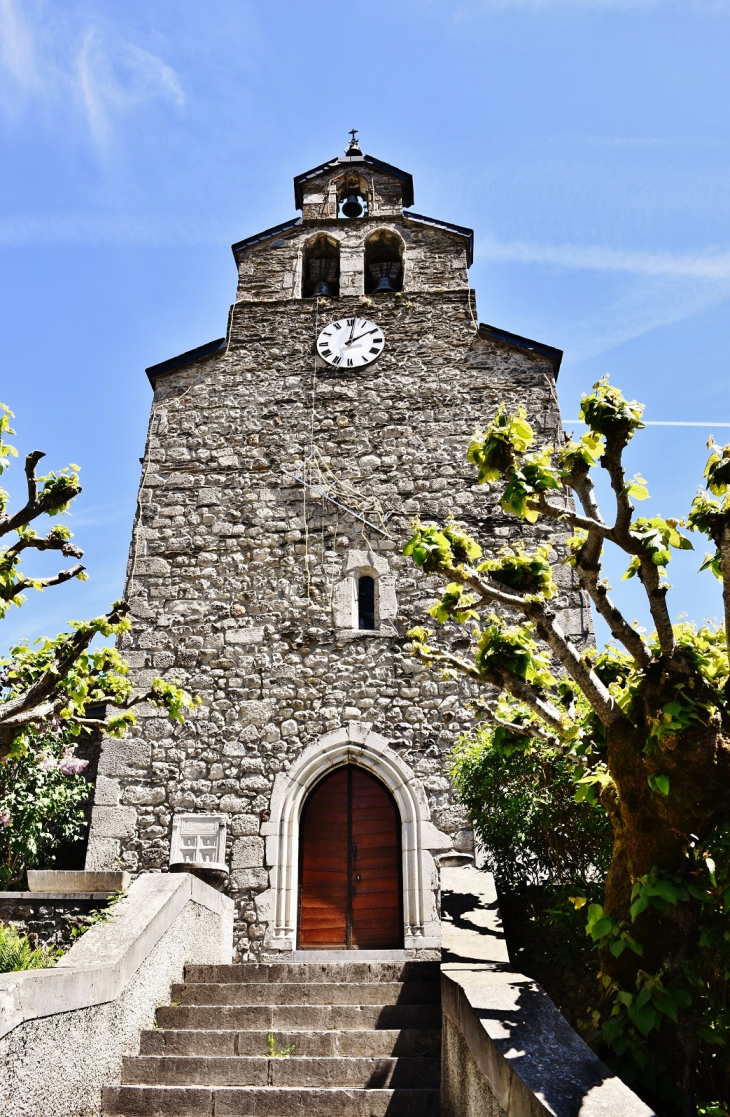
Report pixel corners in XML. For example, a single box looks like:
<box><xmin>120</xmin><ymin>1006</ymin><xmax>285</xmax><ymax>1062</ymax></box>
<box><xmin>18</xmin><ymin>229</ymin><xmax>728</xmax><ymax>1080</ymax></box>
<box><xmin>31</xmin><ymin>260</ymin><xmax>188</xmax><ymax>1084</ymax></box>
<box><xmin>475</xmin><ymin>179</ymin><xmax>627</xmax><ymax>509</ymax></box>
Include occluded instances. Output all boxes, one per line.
<box><xmin>0</xmin><ymin>809</ymin><xmax>11</xmax><ymax>827</ymax></box>
<box><xmin>40</xmin><ymin>754</ymin><xmax>58</xmax><ymax>770</ymax></box>
<box><xmin>60</xmin><ymin>756</ymin><xmax>89</xmax><ymax>776</ymax></box>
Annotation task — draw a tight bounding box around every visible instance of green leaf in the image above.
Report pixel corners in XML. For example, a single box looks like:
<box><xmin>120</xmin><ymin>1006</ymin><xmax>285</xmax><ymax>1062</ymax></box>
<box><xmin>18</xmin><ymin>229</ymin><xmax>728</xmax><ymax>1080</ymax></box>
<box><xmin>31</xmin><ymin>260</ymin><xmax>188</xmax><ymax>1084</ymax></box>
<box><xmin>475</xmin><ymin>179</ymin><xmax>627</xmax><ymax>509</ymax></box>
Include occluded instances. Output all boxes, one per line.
<box><xmin>624</xmin><ymin>475</ymin><xmax>649</xmax><ymax>501</ymax></box>
<box><xmin>628</xmin><ymin>1002</ymin><xmax>658</xmax><ymax>1037</ymax></box>
<box><xmin>648</xmin><ymin>773</ymin><xmax>670</xmax><ymax>796</ymax></box>
<box><xmin>589</xmin><ymin>917</ymin><xmax>614</xmax><ymax>941</ymax></box>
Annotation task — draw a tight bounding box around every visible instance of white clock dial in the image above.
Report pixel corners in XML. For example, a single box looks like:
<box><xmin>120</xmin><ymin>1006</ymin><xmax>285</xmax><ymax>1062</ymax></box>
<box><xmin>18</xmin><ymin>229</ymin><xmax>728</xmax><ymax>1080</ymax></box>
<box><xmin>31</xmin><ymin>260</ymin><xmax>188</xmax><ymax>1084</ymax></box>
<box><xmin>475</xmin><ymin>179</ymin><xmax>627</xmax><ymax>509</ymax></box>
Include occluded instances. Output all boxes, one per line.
<box><xmin>316</xmin><ymin>317</ymin><xmax>385</xmax><ymax>369</ymax></box>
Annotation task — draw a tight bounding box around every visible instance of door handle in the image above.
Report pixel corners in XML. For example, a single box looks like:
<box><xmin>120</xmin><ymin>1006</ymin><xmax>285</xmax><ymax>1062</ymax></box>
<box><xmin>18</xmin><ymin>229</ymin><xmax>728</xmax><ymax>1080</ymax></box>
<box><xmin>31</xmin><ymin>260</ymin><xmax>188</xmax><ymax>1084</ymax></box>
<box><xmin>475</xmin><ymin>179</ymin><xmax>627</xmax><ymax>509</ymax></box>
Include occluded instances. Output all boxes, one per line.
<box><xmin>356</xmin><ymin>874</ymin><xmax>361</xmax><ymax>882</ymax></box>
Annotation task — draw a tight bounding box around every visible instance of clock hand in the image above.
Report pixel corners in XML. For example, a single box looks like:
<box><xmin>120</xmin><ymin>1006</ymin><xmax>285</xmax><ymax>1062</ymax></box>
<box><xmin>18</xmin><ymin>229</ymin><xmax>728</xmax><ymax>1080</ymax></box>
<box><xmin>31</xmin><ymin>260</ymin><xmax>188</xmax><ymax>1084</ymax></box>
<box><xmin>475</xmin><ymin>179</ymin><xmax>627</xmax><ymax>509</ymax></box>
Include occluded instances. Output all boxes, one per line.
<box><xmin>347</xmin><ymin>318</ymin><xmax>357</xmax><ymax>344</ymax></box>
<box><xmin>345</xmin><ymin>328</ymin><xmax>378</xmax><ymax>346</ymax></box>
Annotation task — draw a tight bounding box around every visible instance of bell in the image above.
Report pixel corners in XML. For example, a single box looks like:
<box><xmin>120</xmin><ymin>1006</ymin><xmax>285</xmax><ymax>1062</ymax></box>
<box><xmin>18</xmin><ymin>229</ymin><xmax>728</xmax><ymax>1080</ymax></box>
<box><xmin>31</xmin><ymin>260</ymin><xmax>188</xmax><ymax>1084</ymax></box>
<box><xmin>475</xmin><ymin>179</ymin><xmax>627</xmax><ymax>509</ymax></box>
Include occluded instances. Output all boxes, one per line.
<box><xmin>312</xmin><ymin>280</ymin><xmax>335</xmax><ymax>297</ymax></box>
<box><xmin>371</xmin><ymin>274</ymin><xmax>397</xmax><ymax>294</ymax></box>
<box><xmin>341</xmin><ymin>192</ymin><xmax>364</xmax><ymax>219</ymax></box>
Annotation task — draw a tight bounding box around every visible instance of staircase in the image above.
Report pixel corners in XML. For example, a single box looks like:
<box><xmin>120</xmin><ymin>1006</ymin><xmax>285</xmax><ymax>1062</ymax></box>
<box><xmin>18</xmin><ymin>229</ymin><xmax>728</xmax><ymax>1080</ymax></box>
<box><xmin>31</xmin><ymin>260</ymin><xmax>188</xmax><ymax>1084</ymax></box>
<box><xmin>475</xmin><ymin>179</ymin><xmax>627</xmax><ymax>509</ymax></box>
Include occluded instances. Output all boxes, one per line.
<box><xmin>102</xmin><ymin>960</ymin><xmax>442</xmax><ymax>1116</ymax></box>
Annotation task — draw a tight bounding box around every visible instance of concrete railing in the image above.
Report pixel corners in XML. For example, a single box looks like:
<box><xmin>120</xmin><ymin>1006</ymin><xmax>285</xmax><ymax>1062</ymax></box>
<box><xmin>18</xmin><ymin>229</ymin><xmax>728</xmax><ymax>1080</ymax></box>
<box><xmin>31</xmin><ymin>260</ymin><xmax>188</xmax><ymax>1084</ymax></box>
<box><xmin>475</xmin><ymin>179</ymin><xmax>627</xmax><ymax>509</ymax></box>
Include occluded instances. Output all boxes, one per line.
<box><xmin>0</xmin><ymin>871</ymin><xmax>234</xmax><ymax>1117</ymax></box>
<box><xmin>440</xmin><ymin>865</ymin><xmax>656</xmax><ymax>1117</ymax></box>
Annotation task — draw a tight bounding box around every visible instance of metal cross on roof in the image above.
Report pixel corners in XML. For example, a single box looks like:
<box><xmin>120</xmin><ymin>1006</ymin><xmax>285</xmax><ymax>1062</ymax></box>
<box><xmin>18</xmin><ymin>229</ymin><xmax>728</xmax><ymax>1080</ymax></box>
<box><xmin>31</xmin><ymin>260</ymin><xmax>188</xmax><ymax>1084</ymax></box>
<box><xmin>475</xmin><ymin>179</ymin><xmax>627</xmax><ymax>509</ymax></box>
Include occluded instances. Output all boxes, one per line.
<box><xmin>345</xmin><ymin>129</ymin><xmax>362</xmax><ymax>156</ymax></box>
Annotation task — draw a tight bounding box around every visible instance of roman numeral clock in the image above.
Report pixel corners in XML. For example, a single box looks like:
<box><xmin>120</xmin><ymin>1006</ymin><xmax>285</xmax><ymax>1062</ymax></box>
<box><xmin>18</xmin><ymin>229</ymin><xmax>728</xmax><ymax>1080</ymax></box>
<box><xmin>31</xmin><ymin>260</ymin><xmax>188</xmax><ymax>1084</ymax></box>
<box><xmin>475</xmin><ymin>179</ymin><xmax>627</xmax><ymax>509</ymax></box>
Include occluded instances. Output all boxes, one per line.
<box><xmin>317</xmin><ymin>316</ymin><xmax>385</xmax><ymax>368</ymax></box>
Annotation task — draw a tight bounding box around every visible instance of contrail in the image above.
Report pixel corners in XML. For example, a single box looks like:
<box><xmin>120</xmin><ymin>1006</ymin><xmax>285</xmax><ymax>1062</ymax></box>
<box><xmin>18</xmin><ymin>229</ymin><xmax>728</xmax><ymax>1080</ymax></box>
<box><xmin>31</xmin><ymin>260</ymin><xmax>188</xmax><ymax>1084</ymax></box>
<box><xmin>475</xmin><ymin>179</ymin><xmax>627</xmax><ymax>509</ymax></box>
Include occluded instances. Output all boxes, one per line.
<box><xmin>564</xmin><ymin>420</ymin><xmax>730</xmax><ymax>427</ymax></box>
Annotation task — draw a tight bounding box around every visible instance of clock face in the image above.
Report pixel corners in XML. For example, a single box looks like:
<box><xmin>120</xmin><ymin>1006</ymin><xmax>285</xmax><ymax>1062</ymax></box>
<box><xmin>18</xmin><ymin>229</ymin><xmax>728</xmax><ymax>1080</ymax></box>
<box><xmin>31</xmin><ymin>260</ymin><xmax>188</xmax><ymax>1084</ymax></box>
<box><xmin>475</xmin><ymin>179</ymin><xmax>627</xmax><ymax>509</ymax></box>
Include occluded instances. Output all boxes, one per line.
<box><xmin>316</xmin><ymin>317</ymin><xmax>385</xmax><ymax>369</ymax></box>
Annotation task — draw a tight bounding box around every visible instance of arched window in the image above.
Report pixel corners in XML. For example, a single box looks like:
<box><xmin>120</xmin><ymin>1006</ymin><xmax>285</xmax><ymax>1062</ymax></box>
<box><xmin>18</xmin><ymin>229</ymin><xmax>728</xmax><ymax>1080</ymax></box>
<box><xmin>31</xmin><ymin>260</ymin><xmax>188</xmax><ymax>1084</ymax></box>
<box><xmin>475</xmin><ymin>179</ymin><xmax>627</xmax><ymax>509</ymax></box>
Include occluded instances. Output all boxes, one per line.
<box><xmin>364</xmin><ymin>229</ymin><xmax>404</xmax><ymax>295</ymax></box>
<box><xmin>302</xmin><ymin>233</ymin><xmax>340</xmax><ymax>298</ymax></box>
<box><xmin>337</xmin><ymin>175</ymin><xmax>369</xmax><ymax>220</ymax></box>
<box><xmin>357</xmin><ymin>575</ymin><xmax>375</xmax><ymax>630</ymax></box>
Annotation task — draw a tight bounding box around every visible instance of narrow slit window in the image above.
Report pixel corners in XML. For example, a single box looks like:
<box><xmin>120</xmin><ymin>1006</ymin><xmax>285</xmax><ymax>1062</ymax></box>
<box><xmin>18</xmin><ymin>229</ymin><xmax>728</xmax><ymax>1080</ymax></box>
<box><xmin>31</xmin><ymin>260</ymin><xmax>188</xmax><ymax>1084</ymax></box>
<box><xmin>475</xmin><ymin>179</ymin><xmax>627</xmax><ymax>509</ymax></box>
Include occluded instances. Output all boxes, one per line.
<box><xmin>358</xmin><ymin>575</ymin><xmax>375</xmax><ymax>630</ymax></box>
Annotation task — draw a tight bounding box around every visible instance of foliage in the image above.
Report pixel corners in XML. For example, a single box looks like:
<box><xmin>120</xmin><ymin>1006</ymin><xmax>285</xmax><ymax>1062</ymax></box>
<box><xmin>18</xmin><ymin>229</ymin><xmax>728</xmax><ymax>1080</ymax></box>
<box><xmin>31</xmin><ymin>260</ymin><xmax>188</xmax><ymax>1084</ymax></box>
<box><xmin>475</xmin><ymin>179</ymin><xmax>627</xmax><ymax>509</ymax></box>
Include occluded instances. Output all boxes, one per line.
<box><xmin>403</xmin><ymin>376</ymin><xmax>730</xmax><ymax>1115</ymax></box>
<box><xmin>451</xmin><ymin>722</ymin><xmax>613</xmax><ymax>890</ymax></box>
<box><xmin>69</xmin><ymin>888</ymin><xmax>127</xmax><ymax>941</ymax></box>
<box><xmin>0</xmin><ymin>402</ymin><xmax>200</xmax><ymax>761</ymax></box>
<box><xmin>0</xmin><ymin>921</ymin><xmax>60</xmax><ymax>972</ymax></box>
<box><xmin>267</xmin><ymin>1034</ymin><xmax>295</xmax><ymax>1058</ymax></box>
<box><xmin>0</xmin><ymin>402</ymin><xmax>200</xmax><ymax>898</ymax></box>
<box><xmin>0</xmin><ymin>725</ymin><xmax>90</xmax><ymax>888</ymax></box>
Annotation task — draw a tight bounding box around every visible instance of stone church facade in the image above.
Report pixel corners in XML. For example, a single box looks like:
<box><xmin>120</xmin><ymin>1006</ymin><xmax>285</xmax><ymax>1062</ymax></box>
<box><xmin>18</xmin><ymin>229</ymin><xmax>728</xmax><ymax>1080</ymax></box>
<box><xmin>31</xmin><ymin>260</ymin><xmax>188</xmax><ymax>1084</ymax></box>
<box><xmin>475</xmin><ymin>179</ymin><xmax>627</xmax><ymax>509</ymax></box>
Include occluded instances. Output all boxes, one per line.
<box><xmin>85</xmin><ymin>137</ymin><xmax>590</xmax><ymax>961</ymax></box>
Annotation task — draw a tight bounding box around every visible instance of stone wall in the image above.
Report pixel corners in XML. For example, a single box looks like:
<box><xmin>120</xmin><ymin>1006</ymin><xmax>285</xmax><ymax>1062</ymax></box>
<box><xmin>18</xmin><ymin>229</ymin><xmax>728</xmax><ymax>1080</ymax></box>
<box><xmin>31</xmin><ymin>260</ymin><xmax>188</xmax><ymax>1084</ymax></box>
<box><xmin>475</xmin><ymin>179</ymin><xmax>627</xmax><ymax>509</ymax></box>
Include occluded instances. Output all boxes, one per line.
<box><xmin>234</xmin><ymin>214</ymin><xmax>470</xmax><ymax>301</ymax></box>
<box><xmin>86</xmin><ymin>280</ymin><xmax>589</xmax><ymax>960</ymax></box>
<box><xmin>0</xmin><ymin>874</ymin><xmax>234</xmax><ymax>1117</ymax></box>
<box><xmin>0</xmin><ymin>892</ymin><xmax>113</xmax><ymax>951</ymax></box>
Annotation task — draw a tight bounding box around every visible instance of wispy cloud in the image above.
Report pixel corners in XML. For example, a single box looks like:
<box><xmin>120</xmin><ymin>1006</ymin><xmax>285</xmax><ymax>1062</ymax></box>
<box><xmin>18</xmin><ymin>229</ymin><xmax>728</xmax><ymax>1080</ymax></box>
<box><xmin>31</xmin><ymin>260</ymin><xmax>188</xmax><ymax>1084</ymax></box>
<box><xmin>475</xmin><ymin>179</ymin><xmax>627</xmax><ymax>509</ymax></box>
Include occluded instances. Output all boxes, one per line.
<box><xmin>0</xmin><ymin>0</ymin><xmax>37</xmax><ymax>90</ymax></box>
<box><xmin>75</xmin><ymin>30</ymin><xmax>184</xmax><ymax>153</ymax></box>
<box><xmin>455</xmin><ymin>0</ymin><xmax>730</xmax><ymax>12</ymax></box>
<box><xmin>479</xmin><ymin>237</ymin><xmax>730</xmax><ymax>280</ymax></box>
<box><xmin>478</xmin><ymin>236</ymin><xmax>730</xmax><ymax>359</ymax></box>
<box><xmin>0</xmin><ymin>1</ymin><xmax>184</xmax><ymax>152</ymax></box>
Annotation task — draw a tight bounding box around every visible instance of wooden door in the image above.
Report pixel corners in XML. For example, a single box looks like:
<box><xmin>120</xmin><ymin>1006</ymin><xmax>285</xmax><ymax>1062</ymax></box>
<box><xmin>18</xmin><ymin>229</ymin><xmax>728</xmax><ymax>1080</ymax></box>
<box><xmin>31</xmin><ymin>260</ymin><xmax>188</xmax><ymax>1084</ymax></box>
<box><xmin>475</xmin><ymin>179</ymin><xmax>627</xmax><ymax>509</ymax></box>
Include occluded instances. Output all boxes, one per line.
<box><xmin>298</xmin><ymin>766</ymin><xmax>402</xmax><ymax>949</ymax></box>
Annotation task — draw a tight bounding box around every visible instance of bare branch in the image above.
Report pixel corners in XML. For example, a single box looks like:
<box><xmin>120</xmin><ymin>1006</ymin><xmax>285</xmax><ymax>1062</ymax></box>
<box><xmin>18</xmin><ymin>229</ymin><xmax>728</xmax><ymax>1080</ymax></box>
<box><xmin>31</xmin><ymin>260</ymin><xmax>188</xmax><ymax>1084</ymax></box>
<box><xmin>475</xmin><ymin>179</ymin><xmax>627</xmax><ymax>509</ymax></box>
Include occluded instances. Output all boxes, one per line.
<box><xmin>532</xmin><ymin>494</ymin><xmax>612</xmax><ymax>540</ymax></box>
<box><xmin>0</xmin><ymin>450</ymin><xmax>81</xmax><ymax>538</ymax></box>
<box><xmin>6</xmin><ymin>534</ymin><xmax>83</xmax><ymax>560</ymax></box>
<box><xmin>637</xmin><ymin>557</ymin><xmax>676</xmax><ymax>659</ymax></box>
<box><xmin>601</xmin><ymin>436</ymin><xmax>634</xmax><ymax>542</ymax></box>
<box><xmin>473</xmin><ymin>699</ymin><xmax>558</xmax><ymax>744</ymax></box>
<box><xmin>432</xmin><ymin>558</ymin><xmax>627</xmax><ymax>729</ymax></box>
<box><xmin>561</xmin><ymin>441</ymin><xmax>662</xmax><ymax>669</ymax></box>
<box><xmin>1</xmin><ymin>563</ymin><xmax>85</xmax><ymax>603</ymax></box>
<box><xmin>411</xmin><ymin>645</ymin><xmax>567</xmax><ymax>734</ymax></box>
<box><xmin>573</xmin><ymin>548</ymin><xmax>653</xmax><ymax>668</ymax></box>
<box><xmin>568</xmin><ymin>466</ymin><xmax>603</xmax><ymax>527</ymax></box>
<box><xmin>722</xmin><ymin>522</ymin><xmax>730</xmax><ymax>673</ymax></box>
<box><xmin>533</xmin><ymin>608</ymin><xmax>629</xmax><ymax>729</ymax></box>
<box><xmin>24</xmin><ymin>450</ymin><xmax>43</xmax><ymax>507</ymax></box>
<box><xmin>0</xmin><ymin>601</ymin><xmax>129</xmax><ymax>755</ymax></box>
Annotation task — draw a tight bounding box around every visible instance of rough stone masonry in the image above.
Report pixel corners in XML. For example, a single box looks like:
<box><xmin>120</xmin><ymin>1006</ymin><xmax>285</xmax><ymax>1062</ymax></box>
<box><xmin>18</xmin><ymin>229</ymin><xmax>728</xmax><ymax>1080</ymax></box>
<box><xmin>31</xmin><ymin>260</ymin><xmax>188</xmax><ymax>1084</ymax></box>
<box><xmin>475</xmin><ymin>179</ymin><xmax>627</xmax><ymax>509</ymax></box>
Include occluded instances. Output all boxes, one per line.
<box><xmin>85</xmin><ymin>142</ymin><xmax>591</xmax><ymax>960</ymax></box>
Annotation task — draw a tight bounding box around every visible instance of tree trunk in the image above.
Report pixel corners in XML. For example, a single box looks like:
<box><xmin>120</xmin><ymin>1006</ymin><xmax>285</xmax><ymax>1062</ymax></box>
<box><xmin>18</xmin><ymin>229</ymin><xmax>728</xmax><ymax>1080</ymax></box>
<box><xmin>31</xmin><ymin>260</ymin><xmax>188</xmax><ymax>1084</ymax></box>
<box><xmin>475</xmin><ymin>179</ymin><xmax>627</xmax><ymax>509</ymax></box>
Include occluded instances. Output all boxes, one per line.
<box><xmin>599</xmin><ymin>722</ymin><xmax>730</xmax><ymax>1114</ymax></box>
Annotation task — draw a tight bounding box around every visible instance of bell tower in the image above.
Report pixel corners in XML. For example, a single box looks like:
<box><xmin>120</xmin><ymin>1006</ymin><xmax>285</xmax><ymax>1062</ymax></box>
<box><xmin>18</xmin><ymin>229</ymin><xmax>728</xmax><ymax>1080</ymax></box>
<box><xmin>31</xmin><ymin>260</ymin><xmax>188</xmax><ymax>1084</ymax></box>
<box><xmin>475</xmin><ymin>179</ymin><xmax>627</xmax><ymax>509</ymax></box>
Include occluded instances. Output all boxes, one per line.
<box><xmin>85</xmin><ymin>135</ymin><xmax>590</xmax><ymax>961</ymax></box>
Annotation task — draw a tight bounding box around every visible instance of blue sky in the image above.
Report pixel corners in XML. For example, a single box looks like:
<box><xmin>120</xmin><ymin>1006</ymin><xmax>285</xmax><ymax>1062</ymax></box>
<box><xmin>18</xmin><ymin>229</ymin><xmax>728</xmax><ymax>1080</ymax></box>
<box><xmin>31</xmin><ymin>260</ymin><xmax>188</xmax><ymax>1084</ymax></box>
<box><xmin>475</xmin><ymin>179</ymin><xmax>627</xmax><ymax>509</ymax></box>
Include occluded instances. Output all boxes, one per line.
<box><xmin>1</xmin><ymin>0</ymin><xmax>730</xmax><ymax>651</ymax></box>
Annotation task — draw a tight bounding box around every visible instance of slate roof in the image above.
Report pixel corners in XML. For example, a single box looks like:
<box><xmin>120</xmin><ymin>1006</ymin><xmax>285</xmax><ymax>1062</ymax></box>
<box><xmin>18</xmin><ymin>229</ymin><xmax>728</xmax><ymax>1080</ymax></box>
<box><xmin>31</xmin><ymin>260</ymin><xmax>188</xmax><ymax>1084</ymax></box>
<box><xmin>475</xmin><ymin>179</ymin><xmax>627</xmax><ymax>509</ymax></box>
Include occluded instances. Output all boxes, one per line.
<box><xmin>478</xmin><ymin>322</ymin><xmax>563</xmax><ymax>378</ymax></box>
<box><xmin>146</xmin><ymin>337</ymin><xmax>226</xmax><ymax>384</ymax></box>
<box><xmin>293</xmin><ymin>154</ymin><xmax>415</xmax><ymax>210</ymax></box>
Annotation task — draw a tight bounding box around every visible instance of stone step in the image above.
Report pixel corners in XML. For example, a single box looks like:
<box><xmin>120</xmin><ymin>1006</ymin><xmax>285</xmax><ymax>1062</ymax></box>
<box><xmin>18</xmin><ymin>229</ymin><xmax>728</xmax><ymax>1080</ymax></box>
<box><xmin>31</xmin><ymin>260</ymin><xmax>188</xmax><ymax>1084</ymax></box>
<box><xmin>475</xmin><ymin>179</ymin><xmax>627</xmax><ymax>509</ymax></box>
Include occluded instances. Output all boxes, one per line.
<box><xmin>170</xmin><ymin>980</ymin><xmax>440</xmax><ymax>1007</ymax></box>
<box><xmin>185</xmin><ymin>962</ymin><xmax>441</xmax><ymax>984</ymax></box>
<box><xmin>140</xmin><ymin>1027</ymin><xmax>441</xmax><ymax>1058</ymax></box>
<box><xmin>156</xmin><ymin>1002</ymin><xmax>441</xmax><ymax>1032</ymax></box>
<box><xmin>122</xmin><ymin>1055</ymin><xmax>440</xmax><ymax>1089</ymax></box>
<box><xmin>102</xmin><ymin>1085</ymin><xmax>440</xmax><ymax>1116</ymax></box>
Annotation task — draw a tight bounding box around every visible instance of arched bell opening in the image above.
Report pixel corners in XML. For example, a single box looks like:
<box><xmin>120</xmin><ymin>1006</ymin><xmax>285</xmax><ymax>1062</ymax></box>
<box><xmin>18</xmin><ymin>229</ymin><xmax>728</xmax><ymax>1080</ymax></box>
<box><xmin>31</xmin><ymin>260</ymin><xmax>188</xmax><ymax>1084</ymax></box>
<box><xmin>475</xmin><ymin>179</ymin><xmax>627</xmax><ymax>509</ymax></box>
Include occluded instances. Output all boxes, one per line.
<box><xmin>302</xmin><ymin>233</ymin><xmax>340</xmax><ymax>298</ymax></box>
<box><xmin>364</xmin><ymin>229</ymin><xmax>404</xmax><ymax>295</ymax></box>
<box><xmin>337</xmin><ymin>175</ymin><xmax>369</xmax><ymax>220</ymax></box>
<box><xmin>298</xmin><ymin>764</ymin><xmax>403</xmax><ymax>950</ymax></box>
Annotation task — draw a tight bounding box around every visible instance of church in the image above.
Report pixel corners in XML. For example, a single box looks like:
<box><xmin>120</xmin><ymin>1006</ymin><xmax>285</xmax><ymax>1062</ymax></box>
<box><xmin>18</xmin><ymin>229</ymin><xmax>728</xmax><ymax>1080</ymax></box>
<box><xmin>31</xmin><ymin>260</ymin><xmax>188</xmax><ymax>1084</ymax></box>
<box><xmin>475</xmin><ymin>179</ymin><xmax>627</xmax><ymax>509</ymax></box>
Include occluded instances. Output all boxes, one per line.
<box><xmin>85</xmin><ymin>133</ymin><xmax>590</xmax><ymax>962</ymax></box>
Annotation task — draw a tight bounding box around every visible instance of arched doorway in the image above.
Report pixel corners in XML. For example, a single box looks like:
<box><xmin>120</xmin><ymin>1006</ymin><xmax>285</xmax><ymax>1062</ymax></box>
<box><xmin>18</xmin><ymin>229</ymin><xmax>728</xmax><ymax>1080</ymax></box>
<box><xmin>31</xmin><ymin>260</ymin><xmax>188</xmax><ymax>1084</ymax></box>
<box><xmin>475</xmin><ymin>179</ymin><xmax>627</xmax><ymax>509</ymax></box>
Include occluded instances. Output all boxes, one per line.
<box><xmin>298</xmin><ymin>765</ymin><xmax>403</xmax><ymax>949</ymax></box>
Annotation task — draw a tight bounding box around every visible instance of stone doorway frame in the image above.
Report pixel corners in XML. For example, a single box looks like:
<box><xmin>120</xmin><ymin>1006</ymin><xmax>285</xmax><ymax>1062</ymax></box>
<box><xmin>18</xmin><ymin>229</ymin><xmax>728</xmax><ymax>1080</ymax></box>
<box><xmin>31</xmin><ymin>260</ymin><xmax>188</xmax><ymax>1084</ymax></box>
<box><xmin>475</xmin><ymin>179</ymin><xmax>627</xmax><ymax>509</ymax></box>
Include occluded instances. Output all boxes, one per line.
<box><xmin>260</xmin><ymin>722</ymin><xmax>451</xmax><ymax>954</ymax></box>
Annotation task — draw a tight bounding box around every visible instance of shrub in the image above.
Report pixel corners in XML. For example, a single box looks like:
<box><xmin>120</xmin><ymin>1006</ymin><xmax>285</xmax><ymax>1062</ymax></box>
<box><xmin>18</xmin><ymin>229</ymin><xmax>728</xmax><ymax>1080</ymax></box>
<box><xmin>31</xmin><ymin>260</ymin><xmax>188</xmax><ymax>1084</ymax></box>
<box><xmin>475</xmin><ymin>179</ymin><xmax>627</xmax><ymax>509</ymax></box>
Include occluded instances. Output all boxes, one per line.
<box><xmin>0</xmin><ymin>922</ymin><xmax>60</xmax><ymax>972</ymax></box>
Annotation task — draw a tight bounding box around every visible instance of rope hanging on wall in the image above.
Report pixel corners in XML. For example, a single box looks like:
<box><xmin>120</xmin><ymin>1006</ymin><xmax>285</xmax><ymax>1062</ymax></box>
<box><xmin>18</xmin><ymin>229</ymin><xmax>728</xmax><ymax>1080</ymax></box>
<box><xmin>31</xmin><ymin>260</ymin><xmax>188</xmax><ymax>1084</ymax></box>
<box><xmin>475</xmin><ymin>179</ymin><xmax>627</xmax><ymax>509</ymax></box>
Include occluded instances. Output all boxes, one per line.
<box><xmin>282</xmin><ymin>446</ymin><xmax>394</xmax><ymax>540</ymax></box>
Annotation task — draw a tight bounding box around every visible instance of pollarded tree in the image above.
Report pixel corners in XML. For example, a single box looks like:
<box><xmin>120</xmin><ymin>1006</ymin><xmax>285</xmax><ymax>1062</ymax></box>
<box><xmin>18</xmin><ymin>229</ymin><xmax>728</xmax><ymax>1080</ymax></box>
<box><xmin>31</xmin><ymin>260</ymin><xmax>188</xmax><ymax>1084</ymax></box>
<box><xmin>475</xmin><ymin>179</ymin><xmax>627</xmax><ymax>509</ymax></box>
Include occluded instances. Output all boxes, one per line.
<box><xmin>0</xmin><ymin>402</ymin><xmax>197</xmax><ymax>761</ymax></box>
<box><xmin>404</xmin><ymin>378</ymin><xmax>730</xmax><ymax>1115</ymax></box>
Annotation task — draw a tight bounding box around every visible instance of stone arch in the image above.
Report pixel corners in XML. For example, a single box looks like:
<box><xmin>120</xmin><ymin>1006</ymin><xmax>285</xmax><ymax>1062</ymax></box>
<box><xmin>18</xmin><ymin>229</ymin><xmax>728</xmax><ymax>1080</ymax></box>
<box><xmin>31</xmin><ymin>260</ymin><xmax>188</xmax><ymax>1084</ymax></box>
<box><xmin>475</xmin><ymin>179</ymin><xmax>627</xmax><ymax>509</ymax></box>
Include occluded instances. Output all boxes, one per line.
<box><xmin>331</xmin><ymin>548</ymin><xmax>398</xmax><ymax>632</ymax></box>
<box><xmin>261</xmin><ymin>722</ymin><xmax>450</xmax><ymax>953</ymax></box>
<box><xmin>301</xmin><ymin>232</ymin><xmax>341</xmax><ymax>298</ymax></box>
<box><xmin>335</xmin><ymin>172</ymin><xmax>370</xmax><ymax>219</ymax></box>
<box><xmin>364</xmin><ymin>227</ymin><xmax>405</xmax><ymax>294</ymax></box>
